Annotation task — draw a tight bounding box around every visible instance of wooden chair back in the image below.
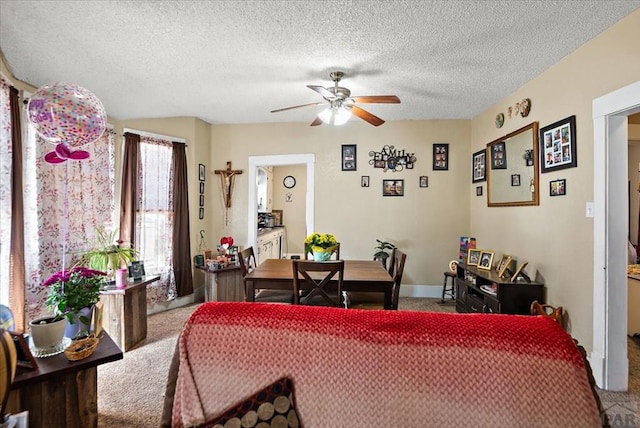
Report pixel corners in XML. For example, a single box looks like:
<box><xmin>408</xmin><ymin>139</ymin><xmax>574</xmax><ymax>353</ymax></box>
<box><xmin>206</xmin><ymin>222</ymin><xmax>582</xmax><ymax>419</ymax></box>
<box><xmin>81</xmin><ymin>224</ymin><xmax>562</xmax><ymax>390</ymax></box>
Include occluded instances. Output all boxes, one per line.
<box><xmin>530</xmin><ymin>300</ymin><xmax>565</xmax><ymax>330</ymax></box>
<box><xmin>304</xmin><ymin>243</ymin><xmax>341</xmax><ymax>260</ymax></box>
<box><xmin>389</xmin><ymin>249</ymin><xmax>407</xmax><ymax>310</ymax></box>
<box><xmin>238</xmin><ymin>247</ymin><xmax>256</xmax><ymax>277</ymax></box>
<box><xmin>292</xmin><ymin>260</ymin><xmax>344</xmax><ymax>307</ymax></box>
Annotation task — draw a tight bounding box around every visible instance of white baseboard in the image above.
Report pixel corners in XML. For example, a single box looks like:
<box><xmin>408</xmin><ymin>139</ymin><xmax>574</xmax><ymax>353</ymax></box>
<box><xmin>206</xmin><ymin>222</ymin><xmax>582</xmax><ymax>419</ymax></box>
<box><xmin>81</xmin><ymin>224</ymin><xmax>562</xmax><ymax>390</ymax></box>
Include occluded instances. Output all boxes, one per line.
<box><xmin>399</xmin><ymin>284</ymin><xmax>444</xmax><ymax>299</ymax></box>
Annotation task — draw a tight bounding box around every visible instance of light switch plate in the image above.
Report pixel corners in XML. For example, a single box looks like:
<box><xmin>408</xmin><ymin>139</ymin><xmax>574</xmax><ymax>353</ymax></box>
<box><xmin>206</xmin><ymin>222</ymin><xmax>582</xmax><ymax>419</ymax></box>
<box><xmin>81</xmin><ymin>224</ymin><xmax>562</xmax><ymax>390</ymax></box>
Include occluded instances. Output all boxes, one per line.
<box><xmin>586</xmin><ymin>202</ymin><xmax>594</xmax><ymax>218</ymax></box>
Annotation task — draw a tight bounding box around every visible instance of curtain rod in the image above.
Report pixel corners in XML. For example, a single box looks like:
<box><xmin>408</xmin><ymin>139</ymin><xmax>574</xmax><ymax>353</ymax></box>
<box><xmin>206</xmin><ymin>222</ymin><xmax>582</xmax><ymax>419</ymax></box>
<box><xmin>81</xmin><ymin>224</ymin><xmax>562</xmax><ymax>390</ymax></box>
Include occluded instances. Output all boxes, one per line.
<box><xmin>123</xmin><ymin>127</ymin><xmax>186</xmax><ymax>144</ymax></box>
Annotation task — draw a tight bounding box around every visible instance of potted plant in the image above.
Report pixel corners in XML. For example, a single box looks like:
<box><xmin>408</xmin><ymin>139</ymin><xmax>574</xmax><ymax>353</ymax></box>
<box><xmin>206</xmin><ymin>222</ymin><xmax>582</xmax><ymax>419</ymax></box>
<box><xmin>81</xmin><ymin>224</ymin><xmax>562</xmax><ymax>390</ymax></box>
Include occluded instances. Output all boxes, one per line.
<box><xmin>78</xmin><ymin>227</ymin><xmax>137</xmax><ymax>281</ymax></box>
<box><xmin>373</xmin><ymin>239</ymin><xmax>396</xmax><ymax>268</ymax></box>
<box><xmin>304</xmin><ymin>232</ymin><xmax>338</xmax><ymax>261</ymax></box>
<box><xmin>42</xmin><ymin>265</ymin><xmax>106</xmax><ymax>339</ymax></box>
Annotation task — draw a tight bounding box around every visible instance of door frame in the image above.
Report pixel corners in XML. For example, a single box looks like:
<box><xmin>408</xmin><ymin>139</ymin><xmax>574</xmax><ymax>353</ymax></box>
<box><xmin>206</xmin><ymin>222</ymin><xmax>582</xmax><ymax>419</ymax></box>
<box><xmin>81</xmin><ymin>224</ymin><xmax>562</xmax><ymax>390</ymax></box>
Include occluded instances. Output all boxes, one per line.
<box><xmin>592</xmin><ymin>80</ymin><xmax>640</xmax><ymax>390</ymax></box>
<box><xmin>247</xmin><ymin>154</ymin><xmax>315</xmax><ymax>252</ymax></box>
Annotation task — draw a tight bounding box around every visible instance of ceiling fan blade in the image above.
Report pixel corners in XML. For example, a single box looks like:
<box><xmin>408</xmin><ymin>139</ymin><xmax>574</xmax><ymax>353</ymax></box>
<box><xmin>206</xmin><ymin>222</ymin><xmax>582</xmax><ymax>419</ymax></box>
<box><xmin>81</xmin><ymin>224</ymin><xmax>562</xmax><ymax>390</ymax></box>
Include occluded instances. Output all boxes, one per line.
<box><xmin>350</xmin><ymin>105</ymin><xmax>385</xmax><ymax>127</ymax></box>
<box><xmin>310</xmin><ymin>116</ymin><xmax>323</xmax><ymax>126</ymax></box>
<box><xmin>307</xmin><ymin>85</ymin><xmax>335</xmax><ymax>100</ymax></box>
<box><xmin>351</xmin><ymin>95</ymin><xmax>401</xmax><ymax>104</ymax></box>
<box><xmin>271</xmin><ymin>102</ymin><xmax>325</xmax><ymax>113</ymax></box>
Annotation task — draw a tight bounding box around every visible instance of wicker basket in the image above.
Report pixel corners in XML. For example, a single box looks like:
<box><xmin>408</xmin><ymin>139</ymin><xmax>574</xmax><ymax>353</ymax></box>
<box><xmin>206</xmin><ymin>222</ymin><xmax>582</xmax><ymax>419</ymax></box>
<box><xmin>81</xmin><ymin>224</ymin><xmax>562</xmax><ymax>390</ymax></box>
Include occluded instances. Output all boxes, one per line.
<box><xmin>64</xmin><ymin>336</ymin><xmax>99</xmax><ymax>361</ymax></box>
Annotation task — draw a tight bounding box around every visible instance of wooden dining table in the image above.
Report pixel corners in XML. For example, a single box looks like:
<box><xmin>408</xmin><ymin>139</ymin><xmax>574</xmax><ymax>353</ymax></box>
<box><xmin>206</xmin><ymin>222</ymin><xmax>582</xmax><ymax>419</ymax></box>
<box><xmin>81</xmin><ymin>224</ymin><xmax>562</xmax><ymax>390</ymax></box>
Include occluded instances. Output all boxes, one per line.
<box><xmin>244</xmin><ymin>258</ymin><xmax>395</xmax><ymax>308</ymax></box>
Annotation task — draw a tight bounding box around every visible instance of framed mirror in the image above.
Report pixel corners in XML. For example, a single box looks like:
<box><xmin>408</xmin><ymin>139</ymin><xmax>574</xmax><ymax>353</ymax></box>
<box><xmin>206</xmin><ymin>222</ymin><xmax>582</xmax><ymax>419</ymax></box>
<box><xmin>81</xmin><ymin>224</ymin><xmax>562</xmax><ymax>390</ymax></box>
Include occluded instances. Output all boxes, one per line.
<box><xmin>487</xmin><ymin>122</ymin><xmax>540</xmax><ymax>207</ymax></box>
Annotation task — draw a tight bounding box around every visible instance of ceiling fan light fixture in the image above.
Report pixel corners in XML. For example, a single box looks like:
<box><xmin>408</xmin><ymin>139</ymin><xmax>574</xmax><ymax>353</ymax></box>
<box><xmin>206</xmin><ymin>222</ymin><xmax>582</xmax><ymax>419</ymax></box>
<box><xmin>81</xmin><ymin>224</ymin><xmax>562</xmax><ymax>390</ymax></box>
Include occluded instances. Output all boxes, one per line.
<box><xmin>319</xmin><ymin>106</ymin><xmax>351</xmax><ymax>126</ymax></box>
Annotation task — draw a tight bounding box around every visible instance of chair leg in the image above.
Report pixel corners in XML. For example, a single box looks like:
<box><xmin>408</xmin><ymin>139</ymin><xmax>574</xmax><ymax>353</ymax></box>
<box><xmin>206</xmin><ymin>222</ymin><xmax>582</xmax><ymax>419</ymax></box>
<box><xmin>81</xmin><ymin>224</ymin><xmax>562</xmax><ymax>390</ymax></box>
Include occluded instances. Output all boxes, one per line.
<box><xmin>441</xmin><ymin>275</ymin><xmax>447</xmax><ymax>303</ymax></box>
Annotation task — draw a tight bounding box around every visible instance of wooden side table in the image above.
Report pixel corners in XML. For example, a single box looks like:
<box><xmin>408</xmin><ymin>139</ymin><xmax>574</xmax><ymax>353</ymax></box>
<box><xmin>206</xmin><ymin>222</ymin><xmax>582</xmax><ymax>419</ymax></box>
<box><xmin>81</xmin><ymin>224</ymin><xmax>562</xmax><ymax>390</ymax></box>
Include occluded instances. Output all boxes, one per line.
<box><xmin>7</xmin><ymin>331</ymin><xmax>123</xmax><ymax>428</ymax></box>
<box><xmin>99</xmin><ymin>275</ymin><xmax>160</xmax><ymax>351</ymax></box>
<box><xmin>197</xmin><ymin>265</ymin><xmax>244</xmax><ymax>302</ymax></box>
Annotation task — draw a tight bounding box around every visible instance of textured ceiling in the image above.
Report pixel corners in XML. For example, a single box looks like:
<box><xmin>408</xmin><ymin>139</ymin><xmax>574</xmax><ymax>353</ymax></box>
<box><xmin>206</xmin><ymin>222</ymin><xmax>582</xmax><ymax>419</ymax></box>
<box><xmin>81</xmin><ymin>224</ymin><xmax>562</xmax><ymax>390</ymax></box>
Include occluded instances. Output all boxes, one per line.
<box><xmin>1</xmin><ymin>1</ymin><xmax>639</xmax><ymax>126</ymax></box>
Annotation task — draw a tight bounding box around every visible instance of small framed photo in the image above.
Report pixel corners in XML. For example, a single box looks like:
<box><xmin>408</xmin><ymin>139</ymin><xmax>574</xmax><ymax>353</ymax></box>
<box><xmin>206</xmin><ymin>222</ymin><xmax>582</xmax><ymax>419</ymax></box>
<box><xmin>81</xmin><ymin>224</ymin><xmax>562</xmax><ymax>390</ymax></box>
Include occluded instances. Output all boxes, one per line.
<box><xmin>199</xmin><ymin>194</ymin><xmax>204</xmax><ymax>207</ymax></box>
<box><xmin>128</xmin><ymin>260</ymin><xmax>145</xmax><ymax>280</ymax></box>
<box><xmin>472</xmin><ymin>149</ymin><xmax>486</xmax><ymax>183</ymax></box>
<box><xmin>272</xmin><ymin>209</ymin><xmax>283</xmax><ymax>226</ymax></box>
<box><xmin>199</xmin><ymin>181</ymin><xmax>204</xmax><ymax>194</ymax></box>
<box><xmin>9</xmin><ymin>332</ymin><xmax>38</xmax><ymax>370</ymax></box>
<box><xmin>511</xmin><ymin>174</ymin><xmax>521</xmax><ymax>186</ymax></box>
<box><xmin>467</xmin><ymin>249</ymin><xmax>482</xmax><ymax>266</ymax></box>
<box><xmin>342</xmin><ymin>144</ymin><xmax>357</xmax><ymax>171</ymax></box>
<box><xmin>550</xmin><ymin>178</ymin><xmax>566</xmax><ymax>196</ymax></box>
<box><xmin>199</xmin><ymin>207</ymin><xmax>204</xmax><ymax>219</ymax></box>
<box><xmin>478</xmin><ymin>250</ymin><xmax>494</xmax><ymax>270</ymax></box>
<box><xmin>540</xmin><ymin>115</ymin><xmax>577</xmax><ymax>173</ymax></box>
<box><xmin>496</xmin><ymin>254</ymin><xmax>512</xmax><ymax>278</ymax></box>
<box><xmin>419</xmin><ymin>176</ymin><xmax>428</xmax><ymax>188</ymax></box>
<box><xmin>433</xmin><ymin>143</ymin><xmax>449</xmax><ymax>170</ymax></box>
<box><xmin>490</xmin><ymin>141</ymin><xmax>507</xmax><ymax>169</ymax></box>
<box><xmin>476</xmin><ymin>186</ymin><xmax>483</xmax><ymax>196</ymax></box>
<box><xmin>510</xmin><ymin>262</ymin><xmax>530</xmax><ymax>282</ymax></box>
<box><xmin>361</xmin><ymin>176</ymin><xmax>370</xmax><ymax>187</ymax></box>
<box><xmin>382</xmin><ymin>179</ymin><xmax>404</xmax><ymax>196</ymax></box>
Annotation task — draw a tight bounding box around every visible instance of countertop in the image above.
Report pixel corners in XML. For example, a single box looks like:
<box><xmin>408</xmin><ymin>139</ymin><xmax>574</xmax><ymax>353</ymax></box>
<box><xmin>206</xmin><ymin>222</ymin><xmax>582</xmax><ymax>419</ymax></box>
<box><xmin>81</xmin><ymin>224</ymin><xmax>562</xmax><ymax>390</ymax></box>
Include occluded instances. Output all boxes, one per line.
<box><xmin>257</xmin><ymin>225</ymin><xmax>284</xmax><ymax>236</ymax></box>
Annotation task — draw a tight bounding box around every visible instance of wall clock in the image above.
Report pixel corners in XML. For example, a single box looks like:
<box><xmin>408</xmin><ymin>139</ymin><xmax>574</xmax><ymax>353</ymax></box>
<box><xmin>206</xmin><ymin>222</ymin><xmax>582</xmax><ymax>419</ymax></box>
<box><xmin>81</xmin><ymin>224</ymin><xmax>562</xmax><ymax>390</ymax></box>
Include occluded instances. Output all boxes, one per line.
<box><xmin>283</xmin><ymin>175</ymin><xmax>296</xmax><ymax>189</ymax></box>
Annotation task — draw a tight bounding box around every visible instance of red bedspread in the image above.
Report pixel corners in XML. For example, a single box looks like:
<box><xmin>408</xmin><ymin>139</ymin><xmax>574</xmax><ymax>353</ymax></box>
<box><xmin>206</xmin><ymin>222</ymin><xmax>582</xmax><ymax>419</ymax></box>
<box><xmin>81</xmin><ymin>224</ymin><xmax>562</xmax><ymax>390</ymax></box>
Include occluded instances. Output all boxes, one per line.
<box><xmin>172</xmin><ymin>302</ymin><xmax>601</xmax><ymax>427</ymax></box>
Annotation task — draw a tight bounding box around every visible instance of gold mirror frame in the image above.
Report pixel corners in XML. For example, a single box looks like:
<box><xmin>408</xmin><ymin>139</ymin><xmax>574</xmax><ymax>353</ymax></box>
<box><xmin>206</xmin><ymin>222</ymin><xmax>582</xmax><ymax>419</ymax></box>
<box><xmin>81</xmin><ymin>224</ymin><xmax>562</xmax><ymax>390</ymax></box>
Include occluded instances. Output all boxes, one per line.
<box><xmin>487</xmin><ymin>122</ymin><xmax>540</xmax><ymax>207</ymax></box>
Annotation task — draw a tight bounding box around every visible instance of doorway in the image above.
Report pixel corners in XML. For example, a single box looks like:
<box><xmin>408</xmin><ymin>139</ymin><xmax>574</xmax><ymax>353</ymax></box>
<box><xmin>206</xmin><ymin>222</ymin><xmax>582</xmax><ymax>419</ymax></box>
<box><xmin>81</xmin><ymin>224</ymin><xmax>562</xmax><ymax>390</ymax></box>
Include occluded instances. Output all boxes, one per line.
<box><xmin>247</xmin><ymin>154</ymin><xmax>315</xmax><ymax>253</ymax></box>
<box><xmin>592</xmin><ymin>80</ymin><xmax>640</xmax><ymax>390</ymax></box>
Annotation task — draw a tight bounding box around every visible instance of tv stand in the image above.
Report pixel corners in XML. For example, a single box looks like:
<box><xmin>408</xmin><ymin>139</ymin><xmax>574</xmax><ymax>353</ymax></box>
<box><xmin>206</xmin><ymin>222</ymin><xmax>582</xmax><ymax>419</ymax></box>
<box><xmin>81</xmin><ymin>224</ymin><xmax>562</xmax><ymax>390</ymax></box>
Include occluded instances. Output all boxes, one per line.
<box><xmin>455</xmin><ymin>262</ymin><xmax>544</xmax><ymax>314</ymax></box>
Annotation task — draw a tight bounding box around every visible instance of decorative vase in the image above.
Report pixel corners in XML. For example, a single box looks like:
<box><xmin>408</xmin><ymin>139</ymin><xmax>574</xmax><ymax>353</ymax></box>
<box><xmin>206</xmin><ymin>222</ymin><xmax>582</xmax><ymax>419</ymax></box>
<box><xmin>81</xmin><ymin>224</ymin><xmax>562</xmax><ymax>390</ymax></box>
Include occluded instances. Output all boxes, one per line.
<box><xmin>313</xmin><ymin>248</ymin><xmax>333</xmax><ymax>261</ymax></box>
<box><xmin>28</xmin><ymin>316</ymin><xmax>66</xmax><ymax>349</ymax></box>
<box><xmin>64</xmin><ymin>306</ymin><xmax>93</xmax><ymax>339</ymax></box>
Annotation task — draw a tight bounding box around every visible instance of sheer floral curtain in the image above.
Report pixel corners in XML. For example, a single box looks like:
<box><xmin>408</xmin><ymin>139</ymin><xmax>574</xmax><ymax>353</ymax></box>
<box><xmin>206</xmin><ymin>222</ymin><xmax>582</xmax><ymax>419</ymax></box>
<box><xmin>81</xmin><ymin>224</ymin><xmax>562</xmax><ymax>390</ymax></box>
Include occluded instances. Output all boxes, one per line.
<box><xmin>22</xmin><ymin>119</ymin><xmax>115</xmax><ymax>322</ymax></box>
<box><xmin>135</xmin><ymin>135</ymin><xmax>177</xmax><ymax>304</ymax></box>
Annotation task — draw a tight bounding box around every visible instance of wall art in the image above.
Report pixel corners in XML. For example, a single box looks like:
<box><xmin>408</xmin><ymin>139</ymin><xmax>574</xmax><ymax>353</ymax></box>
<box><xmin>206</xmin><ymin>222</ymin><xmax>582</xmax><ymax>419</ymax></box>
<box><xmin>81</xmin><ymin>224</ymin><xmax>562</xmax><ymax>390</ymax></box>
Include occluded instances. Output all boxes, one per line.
<box><xmin>342</xmin><ymin>144</ymin><xmax>357</xmax><ymax>171</ymax></box>
<box><xmin>419</xmin><ymin>176</ymin><xmax>428</xmax><ymax>188</ymax></box>
<box><xmin>382</xmin><ymin>179</ymin><xmax>404</xmax><ymax>196</ymax></box>
<box><xmin>361</xmin><ymin>176</ymin><xmax>370</xmax><ymax>187</ymax></box>
<box><xmin>432</xmin><ymin>143</ymin><xmax>449</xmax><ymax>171</ymax></box>
<box><xmin>540</xmin><ymin>115</ymin><xmax>577</xmax><ymax>173</ymax></box>
<box><xmin>550</xmin><ymin>178</ymin><xmax>566</xmax><ymax>196</ymax></box>
<box><xmin>369</xmin><ymin>145</ymin><xmax>416</xmax><ymax>172</ymax></box>
<box><xmin>472</xmin><ymin>149</ymin><xmax>486</xmax><ymax>183</ymax></box>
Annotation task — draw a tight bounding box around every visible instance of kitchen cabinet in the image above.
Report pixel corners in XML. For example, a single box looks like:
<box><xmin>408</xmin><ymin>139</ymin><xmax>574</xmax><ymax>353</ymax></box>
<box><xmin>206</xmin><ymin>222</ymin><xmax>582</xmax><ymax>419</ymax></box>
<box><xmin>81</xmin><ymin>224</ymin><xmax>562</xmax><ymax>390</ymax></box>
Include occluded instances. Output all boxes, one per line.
<box><xmin>257</xmin><ymin>166</ymin><xmax>273</xmax><ymax>213</ymax></box>
<box><xmin>256</xmin><ymin>227</ymin><xmax>283</xmax><ymax>265</ymax></box>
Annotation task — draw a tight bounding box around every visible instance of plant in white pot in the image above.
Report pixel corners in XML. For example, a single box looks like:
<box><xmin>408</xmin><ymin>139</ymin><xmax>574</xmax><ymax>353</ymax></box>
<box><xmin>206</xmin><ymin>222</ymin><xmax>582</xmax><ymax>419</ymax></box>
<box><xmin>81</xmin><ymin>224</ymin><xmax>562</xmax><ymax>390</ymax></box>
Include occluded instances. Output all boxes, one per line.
<box><xmin>78</xmin><ymin>227</ymin><xmax>137</xmax><ymax>282</ymax></box>
<box><xmin>373</xmin><ymin>239</ymin><xmax>397</xmax><ymax>269</ymax></box>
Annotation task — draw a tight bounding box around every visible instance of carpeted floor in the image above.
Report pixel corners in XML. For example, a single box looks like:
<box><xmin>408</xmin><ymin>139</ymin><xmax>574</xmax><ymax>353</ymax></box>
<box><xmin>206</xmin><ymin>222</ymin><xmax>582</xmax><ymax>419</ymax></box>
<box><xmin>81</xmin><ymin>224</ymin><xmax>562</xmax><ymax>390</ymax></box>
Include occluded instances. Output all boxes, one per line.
<box><xmin>96</xmin><ymin>298</ymin><xmax>638</xmax><ymax>426</ymax></box>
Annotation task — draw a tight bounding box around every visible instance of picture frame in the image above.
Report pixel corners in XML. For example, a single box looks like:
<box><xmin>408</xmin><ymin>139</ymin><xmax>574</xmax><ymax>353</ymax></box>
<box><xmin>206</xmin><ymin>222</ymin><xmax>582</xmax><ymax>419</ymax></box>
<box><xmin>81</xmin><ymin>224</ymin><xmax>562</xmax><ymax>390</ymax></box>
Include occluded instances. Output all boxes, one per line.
<box><xmin>199</xmin><ymin>181</ymin><xmax>204</xmax><ymax>194</ymax></box>
<box><xmin>199</xmin><ymin>207</ymin><xmax>204</xmax><ymax>220</ymax></box>
<box><xmin>510</xmin><ymin>262</ymin><xmax>530</xmax><ymax>282</ymax></box>
<box><xmin>550</xmin><ymin>178</ymin><xmax>566</xmax><ymax>196</ymax></box>
<box><xmin>361</xmin><ymin>176</ymin><xmax>370</xmax><ymax>187</ymax></box>
<box><xmin>511</xmin><ymin>174</ymin><xmax>521</xmax><ymax>186</ymax></box>
<box><xmin>92</xmin><ymin>301</ymin><xmax>103</xmax><ymax>336</ymax></box>
<box><xmin>342</xmin><ymin>144</ymin><xmax>357</xmax><ymax>171</ymax></box>
<box><xmin>271</xmin><ymin>209</ymin><xmax>283</xmax><ymax>226</ymax></box>
<box><xmin>472</xmin><ymin>149</ymin><xmax>486</xmax><ymax>183</ymax></box>
<box><xmin>490</xmin><ymin>141</ymin><xmax>507</xmax><ymax>169</ymax></box>
<box><xmin>478</xmin><ymin>250</ymin><xmax>494</xmax><ymax>270</ymax></box>
<box><xmin>433</xmin><ymin>143</ymin><xmax>449</xmax><ymax>171</ymax></box>
<box><xmin>128</xmin><ymin>260</ymin><xmax>145</xmax><ymax>280</ymax></box>
<box><xmin>419</xmin><ymin>176</ymin><xmax>428</xmax><ymax>188</ymax></box>
<box><xmin>540</xmin><ymin>115</ymin><xmax>577</xmax><ymax>173</ymax></box>
<box><xmin>467</xmin><ymin>248</ymin><xmax>482</xmax><ymax>266</ymax></box>
<box><xmin>9</xmin><ymin>331</ymin><xmax>38</xmax><ymax>370</ymax></box>
<box><xmin>199</xmin><ymin>164</ymin><xmax>205</xmax><ymax>181</ymax></box>
<box><xmin>382</xmin><ymin>179</ymin><xmax>404</xmax><ymax>196</ymax></box>
<box><xmin>496</xmin><ymin>254</ymin><xmax>512</xmax><ymax>278</ymax></box>
<box><xmin>199</xmin><ymin>194</ymin><xmax>204</xmax><ymax>207</ymax></box>
<box><xmin>476</xmin><ymin>186</ymin><xmax>483</xmax><ymax>196</ymax></box>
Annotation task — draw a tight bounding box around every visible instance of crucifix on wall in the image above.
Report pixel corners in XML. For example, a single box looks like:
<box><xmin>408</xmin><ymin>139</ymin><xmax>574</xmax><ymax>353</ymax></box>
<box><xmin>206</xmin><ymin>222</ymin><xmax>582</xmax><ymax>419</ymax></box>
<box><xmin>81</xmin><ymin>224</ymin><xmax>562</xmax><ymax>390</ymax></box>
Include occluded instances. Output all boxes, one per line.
<box><xmin>215</xmin><ymin>161</ymin><xmax>243</xmax><ymax>224</ymax></box>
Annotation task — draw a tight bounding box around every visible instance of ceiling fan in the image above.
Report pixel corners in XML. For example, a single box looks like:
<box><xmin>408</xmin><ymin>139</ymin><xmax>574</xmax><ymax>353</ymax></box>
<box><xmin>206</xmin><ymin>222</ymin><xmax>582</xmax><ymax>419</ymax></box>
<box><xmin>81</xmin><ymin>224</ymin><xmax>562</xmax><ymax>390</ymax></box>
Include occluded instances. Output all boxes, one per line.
<box><xmin>270</xmin><ymin>71</ymin><xmax>400</xmax><ymax>127</ymax></box>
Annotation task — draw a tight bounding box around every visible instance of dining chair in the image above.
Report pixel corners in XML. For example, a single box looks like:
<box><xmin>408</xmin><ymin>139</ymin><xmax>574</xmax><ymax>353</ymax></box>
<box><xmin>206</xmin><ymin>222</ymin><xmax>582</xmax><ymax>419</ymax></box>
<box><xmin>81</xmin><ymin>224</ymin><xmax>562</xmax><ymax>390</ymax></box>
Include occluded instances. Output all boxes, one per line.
<box><xmin>304</xmin><ymin>242</ymin><xmax>341</xmax><ymax>260</ymax></box>
<box><xmin>238</xmin><ymin>247</ymin><xmax>293</xmax><ymax>304</ymax></box>
<box><xmin>292</xmin><ymin>260</ymin><xmax>344</xmax><ymax>307</ymax></box>
<box><xmin>345</xmin><ymin>249</ymin><xmax>407</xmax><ymax>310</ymax></box>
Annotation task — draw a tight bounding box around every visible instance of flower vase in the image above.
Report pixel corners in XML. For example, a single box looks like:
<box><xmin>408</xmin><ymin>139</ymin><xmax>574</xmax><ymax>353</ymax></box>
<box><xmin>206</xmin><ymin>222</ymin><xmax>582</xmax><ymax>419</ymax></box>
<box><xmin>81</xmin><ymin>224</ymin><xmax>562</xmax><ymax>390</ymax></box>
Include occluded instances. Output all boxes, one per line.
<box><xmin>64</xmin><ymin>306</ymin><xmax>93</xmax><ymax>339</ymax></box>
<box><xmin>313</xmin><ymin>248</ymin><xmax>333</xmax><ymax>261</ymax></box>
<box><xmin>29</xmin><ymin>316</ymin><xmax>66</xmax><ymax>349</ymax></box>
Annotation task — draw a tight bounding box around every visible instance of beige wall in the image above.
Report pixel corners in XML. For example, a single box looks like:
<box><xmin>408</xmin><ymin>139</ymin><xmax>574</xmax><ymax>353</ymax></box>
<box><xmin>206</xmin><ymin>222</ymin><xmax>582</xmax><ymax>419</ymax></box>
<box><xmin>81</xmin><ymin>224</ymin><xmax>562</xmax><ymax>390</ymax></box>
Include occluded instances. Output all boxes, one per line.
<box><xmin>210</xmin><ymin>120</ymin><xmax>471</xmax><ymax>288</ymax></box>
<box><xmin>470</xmin><ymin>9</ymin><xmax>640</xmax><ymax>351</ymax></box>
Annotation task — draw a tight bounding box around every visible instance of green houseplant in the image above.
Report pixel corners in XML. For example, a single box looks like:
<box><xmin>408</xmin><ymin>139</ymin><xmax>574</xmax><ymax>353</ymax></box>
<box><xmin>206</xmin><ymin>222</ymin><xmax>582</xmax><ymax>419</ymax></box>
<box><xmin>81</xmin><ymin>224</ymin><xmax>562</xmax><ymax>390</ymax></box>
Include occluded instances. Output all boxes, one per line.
<box><xmin>373</xmin><ymin>239</ymin><xmax>396</xmax><ymax>268</ymax></box>
<box><xmin>78</xmin><ymin>227</ymin><xmax>137</xmax><ymax>280</ymax></box>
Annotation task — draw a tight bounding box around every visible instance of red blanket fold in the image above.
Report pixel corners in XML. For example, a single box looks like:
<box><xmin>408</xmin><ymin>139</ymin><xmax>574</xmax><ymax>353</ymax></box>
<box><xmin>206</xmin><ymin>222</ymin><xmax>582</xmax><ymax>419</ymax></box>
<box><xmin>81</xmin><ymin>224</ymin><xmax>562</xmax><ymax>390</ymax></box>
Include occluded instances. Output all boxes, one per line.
<box><xmin>173</xmin><ymin>302</ymin><xmax>601</xmax><ymax>427</ymax></box>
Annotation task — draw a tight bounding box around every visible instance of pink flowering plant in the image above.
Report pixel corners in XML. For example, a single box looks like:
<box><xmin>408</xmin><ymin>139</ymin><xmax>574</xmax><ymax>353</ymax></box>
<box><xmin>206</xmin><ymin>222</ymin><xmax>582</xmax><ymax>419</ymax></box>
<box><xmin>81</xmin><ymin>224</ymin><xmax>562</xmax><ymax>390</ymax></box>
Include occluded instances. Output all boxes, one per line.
<box><xmin>43</xmin><ymin>266</ymin><xmax>106</xmax><ymax>323</ymax></box>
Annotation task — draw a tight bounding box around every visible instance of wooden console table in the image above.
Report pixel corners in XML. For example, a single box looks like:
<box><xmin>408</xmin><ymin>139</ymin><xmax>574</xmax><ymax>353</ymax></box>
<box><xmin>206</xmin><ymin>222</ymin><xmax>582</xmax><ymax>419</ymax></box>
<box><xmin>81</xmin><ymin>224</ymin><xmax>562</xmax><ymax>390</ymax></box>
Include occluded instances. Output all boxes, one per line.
<box><xmin>99</xmin><ymin>275</ymin><xmax>160</xmax><ymax>351</ymax></box>
<box><xmin>197</xmin><ymin>265</ymin><xmax>244</xmax><ymax>302</ymax></box>
<box><xmin>7</xmin><ymin>331</ymin><xmax>123</xmax><ymax>428</ymax></box>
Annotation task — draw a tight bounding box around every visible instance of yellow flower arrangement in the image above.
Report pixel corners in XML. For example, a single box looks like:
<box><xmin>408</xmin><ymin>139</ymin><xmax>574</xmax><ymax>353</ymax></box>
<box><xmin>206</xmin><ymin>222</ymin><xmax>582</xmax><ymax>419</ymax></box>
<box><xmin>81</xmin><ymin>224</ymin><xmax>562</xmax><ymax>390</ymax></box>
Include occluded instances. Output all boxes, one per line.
<box><xmin>304</xmin><ymin>232</ymin><xmax>338</xmax><ymax>253</ymax></box>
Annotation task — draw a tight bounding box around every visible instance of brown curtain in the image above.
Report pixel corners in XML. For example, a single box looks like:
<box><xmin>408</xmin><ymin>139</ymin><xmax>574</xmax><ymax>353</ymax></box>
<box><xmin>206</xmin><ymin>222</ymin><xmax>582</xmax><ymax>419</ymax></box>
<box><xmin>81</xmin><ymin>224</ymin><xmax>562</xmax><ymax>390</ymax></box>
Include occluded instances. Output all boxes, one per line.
<box><xmin>119</xmin><ymin>132</ymin><xmax>140</xmax><ymax>246</ymax></box>
<box><xmin>9</xmin><ymin>87</ymin><xmax>25</xmax><ymax>332</ymax></box>
<box><xmin>172</xmin><ymin>143</ymin><xmax>193</xmax><ymax>296</ymax></box>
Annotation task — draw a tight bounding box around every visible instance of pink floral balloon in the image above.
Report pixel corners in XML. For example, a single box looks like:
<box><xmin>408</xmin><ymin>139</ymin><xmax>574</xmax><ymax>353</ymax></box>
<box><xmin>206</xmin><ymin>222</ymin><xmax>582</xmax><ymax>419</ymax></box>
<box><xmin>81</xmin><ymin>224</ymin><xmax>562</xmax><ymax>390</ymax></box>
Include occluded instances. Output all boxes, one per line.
<box><xmin>27</xmin><ymin>82</ymin><xmax>107</xmax><ymax>148</ymax></box>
